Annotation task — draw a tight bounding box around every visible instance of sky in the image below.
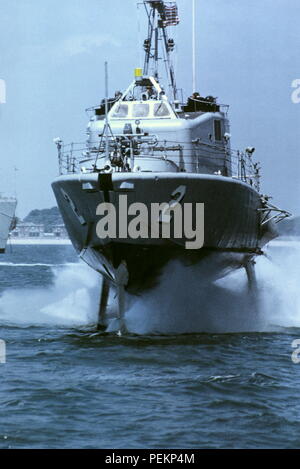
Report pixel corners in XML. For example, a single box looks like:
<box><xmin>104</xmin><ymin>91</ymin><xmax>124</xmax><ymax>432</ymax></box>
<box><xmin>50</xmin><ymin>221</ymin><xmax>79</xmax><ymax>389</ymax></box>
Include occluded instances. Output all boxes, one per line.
<box><xmin>0</xmin><ymin>0</ymin><xmax>299</xmax><ymax>218</ymax></box>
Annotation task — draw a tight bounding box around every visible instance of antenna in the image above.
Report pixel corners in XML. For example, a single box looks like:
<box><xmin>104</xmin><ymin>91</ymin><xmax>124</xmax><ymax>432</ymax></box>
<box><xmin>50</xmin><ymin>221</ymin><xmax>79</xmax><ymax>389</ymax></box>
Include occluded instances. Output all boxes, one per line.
<box><xmin>94</xmin><ymin>62</ymin><xmax>114</xmax><ymax>169</ymax></box>
<box><xmin>105</xmin><ymin>61</ymin><xmax>109</xmax><ymax>161</ymax></box>
<box><xmin>13</xmin><ymin>166</ymin><xmax>18</xmax><ymax>199</ymax></box>
<box><xmin>192</xmin><ymin>0</ymin><xmax>196</xmax><ymax>93</ymax></box>
<box><xmin>136</xmin><ymin>3</ymin><xmax>142</xmax><ymax>69</ymax></box>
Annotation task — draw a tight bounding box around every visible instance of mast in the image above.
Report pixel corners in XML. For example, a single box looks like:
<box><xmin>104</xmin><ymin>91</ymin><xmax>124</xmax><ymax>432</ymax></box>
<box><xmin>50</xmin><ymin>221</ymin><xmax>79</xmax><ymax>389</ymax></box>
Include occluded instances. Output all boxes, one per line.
<box><xmin>143</xmin><ymin>0</ymin><xmax>179</xmax><ymax>101</ymax></box>
<box><xmin>192</xmin><ymin>0</ymin><xmax>196</xmax><ymax>93</ymax></box>
<box><xmin>104</xmin><ymin>61</ymin><xmax>109</xmax><ymax>161</ymax></box>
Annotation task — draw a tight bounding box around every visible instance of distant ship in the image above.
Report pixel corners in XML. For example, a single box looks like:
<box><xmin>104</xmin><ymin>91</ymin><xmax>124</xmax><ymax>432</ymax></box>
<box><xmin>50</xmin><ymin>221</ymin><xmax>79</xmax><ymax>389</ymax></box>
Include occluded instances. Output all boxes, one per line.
<box><xmin>0</xmin><ymin>195</ymin><xmax>17</xmax><ymax>253</ymax></box>
<box><xmin>52</xmin><ymin>1</ymin><xmax>289</xmax><ymax>332</ymax></box>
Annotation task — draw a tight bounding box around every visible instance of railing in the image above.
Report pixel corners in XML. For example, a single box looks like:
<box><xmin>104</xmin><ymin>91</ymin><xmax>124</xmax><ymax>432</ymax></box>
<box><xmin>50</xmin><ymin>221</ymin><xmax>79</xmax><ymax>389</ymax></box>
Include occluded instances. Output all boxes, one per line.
<box><xmin>0</xmin><ymin>195</ymin><xmax>17</xmax><ymax>201</ymax></box>
<box><xmin>54</xmin><ymin>138</ymin><xmax>260</xmax><ymax>191</ymax></box>
<box><xmin>230</xmin><ymin>149</ymin><xmax>261</xmax><ymax>191</ymax></box>
<box><xmin>181</xmin><ymin>96</ymin><xmax>229</xmax><ymax>115</ymax></box>
<box><xmin>191</xmin><ymin>140</ymin><xmax>260</xmax><ymax>190</ymax></box>
<box><xmin>55</xmin><ymin>141</ymin><xmax>86</xmax><ymax>175</ymax></box>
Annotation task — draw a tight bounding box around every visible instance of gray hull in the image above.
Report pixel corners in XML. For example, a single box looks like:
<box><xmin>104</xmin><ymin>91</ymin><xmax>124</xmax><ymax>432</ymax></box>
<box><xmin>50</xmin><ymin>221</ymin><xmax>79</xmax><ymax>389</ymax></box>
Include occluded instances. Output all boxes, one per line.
<box><xmin>0</xmin><ymin>198</ymin><xmax>17</xmax><ymax>253</ymax></box>
<box><xmin>52</xmin><ymin>172</ymin><xmax>275</xmax><ymax>291</ymax></box>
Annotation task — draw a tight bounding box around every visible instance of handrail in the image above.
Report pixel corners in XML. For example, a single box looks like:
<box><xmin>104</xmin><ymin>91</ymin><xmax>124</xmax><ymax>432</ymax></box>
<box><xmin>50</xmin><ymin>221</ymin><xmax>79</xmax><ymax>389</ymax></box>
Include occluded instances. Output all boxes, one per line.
<box><xmin>55</xmin><ymin>137</ymin><xmax>260</xmax><ymax>191</ymax></box>
<box><xmin>191</xmin><ymin>96</ymin><xmax>229</xmax><ymax>109</ymax></box>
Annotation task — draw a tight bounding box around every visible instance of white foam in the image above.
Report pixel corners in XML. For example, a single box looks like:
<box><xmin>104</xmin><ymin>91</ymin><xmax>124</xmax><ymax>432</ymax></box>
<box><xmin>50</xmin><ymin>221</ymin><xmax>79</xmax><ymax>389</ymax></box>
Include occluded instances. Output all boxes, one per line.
<box><xmin>0</xmin><ymin>263</ymin><xmax>100</xmax><ymax>327</ymax></box>
<box><xmin>258</xmin><ymin>240</ymin><xmax>300</xmax><ymax>329</ymax></box>
<box><xmin>123</xmin><ymin>240</ymin><xmax>300</xmax><ymax>334</ymax></box>
<box><xmin>1</xmin><ymin>239</ymin><xmax>300</xmax><ymax>333</ymax></box>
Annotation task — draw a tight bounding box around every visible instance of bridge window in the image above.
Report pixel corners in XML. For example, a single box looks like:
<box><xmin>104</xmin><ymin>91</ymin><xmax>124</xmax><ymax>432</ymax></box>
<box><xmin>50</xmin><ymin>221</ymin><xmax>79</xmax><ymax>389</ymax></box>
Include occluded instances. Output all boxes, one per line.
<box><xmin>132</xmin><ymin>103</ymin><xmax>149</xmax><ymax>118</ymax></box>
<box><xmin>112</xmin><ymin>104</ymin><xmax>128</xmax><ymax>118</ymax></box>
<box><xmin>154</xmin><ymin>102</ymin><xmax>170</xmax><ymax>117</ymax></box>
<box><xmin>214</xmin><ymin>120</ymin><xmax>222</xmax><ymax>141</ymax></box>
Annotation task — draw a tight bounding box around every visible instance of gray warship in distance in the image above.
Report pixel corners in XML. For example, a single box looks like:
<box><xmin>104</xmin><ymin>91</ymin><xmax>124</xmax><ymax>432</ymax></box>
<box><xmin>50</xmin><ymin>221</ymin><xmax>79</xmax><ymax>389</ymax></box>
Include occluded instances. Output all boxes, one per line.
<box><xmin>0</xmin><ymin>196</ymin><xmax>17</xmax><ymax>253</ymax></box>
<box><xmin>52</xmin><ymin>0</ymin><xmax>289</xmax><ymax>330</ymax></box>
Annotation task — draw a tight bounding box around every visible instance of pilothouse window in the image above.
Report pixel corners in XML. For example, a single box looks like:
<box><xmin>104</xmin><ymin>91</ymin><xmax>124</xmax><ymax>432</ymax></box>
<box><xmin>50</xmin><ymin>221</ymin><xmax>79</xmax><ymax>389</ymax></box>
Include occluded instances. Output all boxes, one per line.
<box><xmin>112</xmin><ymin>104</ymin><xmax>128</xmax><ymax>118</ymax></box>
<box><xmin>154</xmin><ymin>102</ymin><xmax>170</xmax><ymax>117</ymax></box>
<box><xmin>132</xmin><ymin>103</ymin><xmax>149</xmax><ymax>118</ymax></box>
<box><xmin>214</xmin><ymin>120</ymin><xmax>222</xmax><ymax>141</ymax></box>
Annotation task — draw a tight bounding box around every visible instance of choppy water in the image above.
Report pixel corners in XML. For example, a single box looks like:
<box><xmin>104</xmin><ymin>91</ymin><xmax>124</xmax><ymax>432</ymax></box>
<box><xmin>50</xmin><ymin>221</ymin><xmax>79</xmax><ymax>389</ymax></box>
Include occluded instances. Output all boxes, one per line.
<box><xmin>1</xmin><ymin>241</ymin><xmax>300</xmax><ymax>448</ymax></box>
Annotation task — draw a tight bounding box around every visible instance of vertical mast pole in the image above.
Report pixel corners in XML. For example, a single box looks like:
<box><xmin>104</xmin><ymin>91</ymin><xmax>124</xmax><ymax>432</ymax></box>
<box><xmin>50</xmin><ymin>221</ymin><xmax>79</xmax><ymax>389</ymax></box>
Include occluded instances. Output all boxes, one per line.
<box><xmin>137</xmin><ymin>3</ymin><xmax>142</xmax><ymax>69</ymax></box>
<box><xmin>192</xmin><ymin>0</ymin><xmax>196</xmax><ymax>92</ymax></box>
<box><xmin>154</xmin><ymin>26</ymin><xmax>159</xmax><ymax>79</ymax></box>
<box><xmin>104</xmin><ymin>61</ymin><xmax>109</xmax><ymax>161</ymax></box>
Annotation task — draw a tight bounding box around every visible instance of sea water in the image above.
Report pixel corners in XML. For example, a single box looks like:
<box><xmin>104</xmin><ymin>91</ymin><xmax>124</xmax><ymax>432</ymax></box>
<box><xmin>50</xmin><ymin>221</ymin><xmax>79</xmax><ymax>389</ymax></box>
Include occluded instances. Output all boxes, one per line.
<box><xmin>0</xmin><ymin>241</ymin><xmax>300</xmax><ymax>448</ymax></box>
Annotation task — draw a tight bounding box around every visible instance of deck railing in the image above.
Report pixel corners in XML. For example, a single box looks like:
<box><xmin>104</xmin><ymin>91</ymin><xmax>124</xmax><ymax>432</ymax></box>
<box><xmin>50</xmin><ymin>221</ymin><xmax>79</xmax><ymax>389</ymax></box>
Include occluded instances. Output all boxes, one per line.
<box><xmin>54</xmin><ymin>138</ymin><xmax>260</xmax><ymax>191</ymax></box>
